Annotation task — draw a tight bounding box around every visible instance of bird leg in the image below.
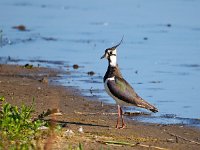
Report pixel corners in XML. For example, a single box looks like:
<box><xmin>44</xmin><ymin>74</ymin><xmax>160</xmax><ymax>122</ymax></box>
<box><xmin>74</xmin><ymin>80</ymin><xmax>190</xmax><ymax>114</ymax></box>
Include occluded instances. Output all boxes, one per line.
<box><xmin>115</xmin><ymin>105</ymin><xmax>121</xmax><ymax>129</ymax></box>
<box><xmin>115</xmin><ymin>105</ymin><xmax>126</xmax><ymax>129</ymax></box>
<box><xmin>120</xmin><ymin>106</ymin><xmax>126</xmax><ymax>129</ymax></box>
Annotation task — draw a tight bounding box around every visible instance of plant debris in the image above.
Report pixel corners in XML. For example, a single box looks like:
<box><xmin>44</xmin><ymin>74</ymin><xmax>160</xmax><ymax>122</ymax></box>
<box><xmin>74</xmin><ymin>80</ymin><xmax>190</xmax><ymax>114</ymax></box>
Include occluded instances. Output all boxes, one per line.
<box><xmin>38</xmin><ymin>108</ymin><xmax>62</xmax><ymax>119</ymax></box>
<box><xmin>98</xmin><ymin>140</ymin><xmax>168</xmax><ymax>150</ymax></box>
<box><xmin>24</xmin><ymin>63</ymin><xmax>33</xmax><ymax>69</ymax></box>
<box><xmin>124</xmin><ymin>111</ymin><xmax>150</xmax><ymax>116</ymax></box>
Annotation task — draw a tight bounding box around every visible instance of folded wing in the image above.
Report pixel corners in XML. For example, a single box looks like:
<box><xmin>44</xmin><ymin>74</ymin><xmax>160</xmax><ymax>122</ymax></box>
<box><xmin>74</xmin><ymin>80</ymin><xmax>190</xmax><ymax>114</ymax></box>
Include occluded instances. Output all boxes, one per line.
<box><xmin>107</xmin><ymin>77</ymin><xmax>158</xmax><ymax>112</ymax></box>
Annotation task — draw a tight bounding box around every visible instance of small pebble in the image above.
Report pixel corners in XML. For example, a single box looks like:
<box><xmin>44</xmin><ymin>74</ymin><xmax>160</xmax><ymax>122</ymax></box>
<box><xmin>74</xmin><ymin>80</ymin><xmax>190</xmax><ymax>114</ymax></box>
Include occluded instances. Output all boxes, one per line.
<box><xmin>78</xmin><ymin>126</ymin><xmax>84</xmax><ymax>133</ymax></box>
<box><xmin>40</xmin><ymin>77</ymin><xmax>48</xmax><ymax>84</ymax></box>
<box><xmin>38</xmin><ymin>126</ymin><xmax>49</xmax><ymax>130</ymax></box>
<box><xmin>101</xmin><ymin>101</ymin><xmax>104</xmax><ymax>107</ymax></box>
<box><xmin>167</xmin><ymin>24</ymin><xmax>172</xmax><ymax>27</ymax></box>
<box><xmin>12</xmin><ymin>25</ymin><xmax>27</xmax><ymax>31</ymax></box>
<box><xmin>64</xmin><ymin>129</ymin><xmax>75</xmax><ymax>137</ymax></box>
<box><xmin>143</xmin><ymin>37</ymin><xmax>148</xmax><ymax>40</ymax></box>
<box><xmin>73</xmin><ymin>64</ymin><xmax>79</xmax><ymax>69</ymax></box>
<box><xmin>87</xmin><ymin>71</ymin><xmax>95</xmax><ymax>76</ymax></box>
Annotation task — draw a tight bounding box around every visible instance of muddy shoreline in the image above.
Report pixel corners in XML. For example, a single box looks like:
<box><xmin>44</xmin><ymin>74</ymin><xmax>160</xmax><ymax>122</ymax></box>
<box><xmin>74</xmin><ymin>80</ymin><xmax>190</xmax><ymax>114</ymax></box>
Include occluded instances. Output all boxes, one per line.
<box><xmin>0</xmin><ymin>64</ymin><xmax>200</xmax><ymax>150</ymax></box>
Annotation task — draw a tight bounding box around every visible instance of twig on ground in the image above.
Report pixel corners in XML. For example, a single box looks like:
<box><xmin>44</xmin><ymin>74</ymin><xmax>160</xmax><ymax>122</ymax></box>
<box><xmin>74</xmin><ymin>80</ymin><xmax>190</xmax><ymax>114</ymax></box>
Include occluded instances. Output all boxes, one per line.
<box><xmin>167</xmin><ymin>132</ymin><xmax>200</xmax><ymax>145</ymax></box>
<box><xmin>74</xmin><ymin>111</ymin><xmax>149</xmax><ymax>116</ymax></box>
<box><xmin>98</xmin><ymin>140</ymin><xmax>169</xmax><ymax>150</ymax></box>
<box><xmin>74</xmin><ymin>111</ymin><xmax>117</xmax><ymax>115</ymax></box>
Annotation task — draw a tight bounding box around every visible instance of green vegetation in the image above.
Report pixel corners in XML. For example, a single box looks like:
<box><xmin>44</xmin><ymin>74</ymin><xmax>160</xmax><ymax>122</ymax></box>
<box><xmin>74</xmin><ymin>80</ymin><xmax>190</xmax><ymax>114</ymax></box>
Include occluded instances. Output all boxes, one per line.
<box><xmin>0</xmin><ymin>96</ymin><xmax>85</xmax><ymax>150</ymax></box>
<box><xmin>0</xmin><ymin>96</ymin><xmax>44</xmax><ymax>149</ymax></box>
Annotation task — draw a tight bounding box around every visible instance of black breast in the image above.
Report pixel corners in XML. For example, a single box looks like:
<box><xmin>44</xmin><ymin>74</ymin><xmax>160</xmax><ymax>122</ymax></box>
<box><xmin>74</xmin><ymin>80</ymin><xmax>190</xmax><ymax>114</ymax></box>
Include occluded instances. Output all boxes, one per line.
<box><xmin>103</xmin><ymin>65</ymin><xmax>122</xmax><ymax>82</ymax></box>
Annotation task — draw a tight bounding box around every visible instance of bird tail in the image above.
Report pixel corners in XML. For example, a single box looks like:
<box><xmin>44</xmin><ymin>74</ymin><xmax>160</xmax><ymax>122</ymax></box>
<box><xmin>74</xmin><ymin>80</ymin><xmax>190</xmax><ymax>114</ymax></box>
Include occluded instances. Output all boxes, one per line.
<box><xmin>137</xmin><ymin>99</ymin><xmax>158</xmax><ymax>113</ymax></box>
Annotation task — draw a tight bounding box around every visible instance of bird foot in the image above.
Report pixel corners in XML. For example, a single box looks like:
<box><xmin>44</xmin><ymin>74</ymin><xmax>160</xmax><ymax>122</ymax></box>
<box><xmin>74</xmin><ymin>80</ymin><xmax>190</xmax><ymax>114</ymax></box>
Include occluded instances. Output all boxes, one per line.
<box><xmin>115</xmin><ymin>124</ymin><xmax>126</xmax><ymax>129</ymax></box>
<box><xmin>121</xmin><ymin>123</ymin><xmax>126</xmax><ymax>129</ymax></box>
<box><xmin>115</xmin><ymin>125</ymin><xmax>120</xmax><ymax>129</ymax></box>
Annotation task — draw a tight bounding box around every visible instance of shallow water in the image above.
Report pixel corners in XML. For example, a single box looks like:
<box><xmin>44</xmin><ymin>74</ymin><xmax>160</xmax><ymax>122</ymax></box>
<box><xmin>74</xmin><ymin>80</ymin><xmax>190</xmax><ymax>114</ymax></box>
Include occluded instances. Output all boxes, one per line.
<box><xmin>1</xmin><ymin>0</ymin><xmax>200</xmax><ymax>127</ymax></box>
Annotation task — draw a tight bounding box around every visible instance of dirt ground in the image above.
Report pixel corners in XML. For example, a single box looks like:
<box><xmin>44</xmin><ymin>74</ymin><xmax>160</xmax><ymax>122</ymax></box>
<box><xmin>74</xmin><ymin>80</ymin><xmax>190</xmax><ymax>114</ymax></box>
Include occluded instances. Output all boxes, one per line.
<box><xmin>0</xmin><ymin>64</ymin><xmax>200</xmax><ymax>150</ymax></box>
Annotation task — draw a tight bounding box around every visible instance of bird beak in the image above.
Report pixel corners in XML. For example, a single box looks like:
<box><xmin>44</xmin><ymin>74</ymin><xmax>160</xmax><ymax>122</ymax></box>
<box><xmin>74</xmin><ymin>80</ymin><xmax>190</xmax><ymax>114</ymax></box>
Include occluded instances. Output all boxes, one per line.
<box><xmin>101</xmin><ymin>53</ymin><xmax>106</xmax><ymax>59</ymax></box>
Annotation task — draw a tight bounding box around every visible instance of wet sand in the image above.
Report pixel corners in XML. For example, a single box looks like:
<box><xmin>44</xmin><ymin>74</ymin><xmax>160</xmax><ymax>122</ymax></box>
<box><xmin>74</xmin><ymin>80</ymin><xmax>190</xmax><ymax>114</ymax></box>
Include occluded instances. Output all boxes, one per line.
<box><xmin>0</xmin><ymin>64</ymin><xmax>200</xmax><ymax>150</ymax></box>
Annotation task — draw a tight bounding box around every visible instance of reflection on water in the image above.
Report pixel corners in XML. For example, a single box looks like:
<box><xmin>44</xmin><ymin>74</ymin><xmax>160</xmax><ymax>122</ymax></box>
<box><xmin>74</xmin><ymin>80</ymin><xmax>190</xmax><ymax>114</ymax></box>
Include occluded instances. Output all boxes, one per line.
<box><xmin>0</xmin><ymin>0</ymin><xmax>200</xmax><ymax>127</ymax></box>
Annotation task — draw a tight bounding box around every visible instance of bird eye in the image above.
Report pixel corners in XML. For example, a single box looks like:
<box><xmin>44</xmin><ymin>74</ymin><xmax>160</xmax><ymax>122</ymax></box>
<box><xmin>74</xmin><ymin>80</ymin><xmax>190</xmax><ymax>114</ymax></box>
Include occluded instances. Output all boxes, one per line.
<box><xmin>105</xmin><ymin>49</ymin><xmax>113</xmax><ymax>56</ymax></box>
<box><xmin>107</xmin><ymin>50</ymin><xmax>112</xmax><ymax>55</ymax></box>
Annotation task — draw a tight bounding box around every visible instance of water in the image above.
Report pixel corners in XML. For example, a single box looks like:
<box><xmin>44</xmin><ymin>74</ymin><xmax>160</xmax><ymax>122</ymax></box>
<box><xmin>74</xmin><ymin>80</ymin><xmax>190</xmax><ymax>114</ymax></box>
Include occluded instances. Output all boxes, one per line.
<box><xmin>1</xmin><ymin>0</ymin><xmax>200</xmax><ymax>127</ymax></box>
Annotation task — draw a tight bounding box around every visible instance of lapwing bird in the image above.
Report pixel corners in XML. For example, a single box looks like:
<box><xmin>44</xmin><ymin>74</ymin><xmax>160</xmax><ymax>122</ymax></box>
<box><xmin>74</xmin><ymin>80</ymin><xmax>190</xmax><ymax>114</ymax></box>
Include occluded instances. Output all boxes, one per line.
<box><xmin>101</xmin><ymin>38</ymin><xmax>158</xmax><ymax>129</ymax></box>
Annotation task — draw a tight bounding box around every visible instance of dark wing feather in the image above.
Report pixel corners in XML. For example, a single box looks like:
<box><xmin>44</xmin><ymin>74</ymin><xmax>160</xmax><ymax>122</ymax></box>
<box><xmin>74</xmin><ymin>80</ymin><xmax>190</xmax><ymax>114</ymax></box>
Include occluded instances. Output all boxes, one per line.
<box><xmin>107</xmin><ymin>77</ymin><xmax>158</xmax><ymax>112</ymax></box>
<box><xmin>107</xmin><ymin>77</ymin><xmax>138</xmax><ymax>105</ymax></box>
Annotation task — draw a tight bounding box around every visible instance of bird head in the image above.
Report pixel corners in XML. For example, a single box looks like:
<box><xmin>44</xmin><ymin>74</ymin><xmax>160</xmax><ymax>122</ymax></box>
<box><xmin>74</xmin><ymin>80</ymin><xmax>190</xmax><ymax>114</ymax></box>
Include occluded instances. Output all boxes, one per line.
<box><xmin>101</xmin><ymin>37</ymin><xmax>123</xmax><ymax>66</ymax></box>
